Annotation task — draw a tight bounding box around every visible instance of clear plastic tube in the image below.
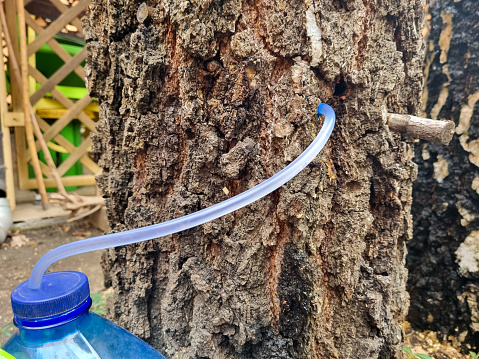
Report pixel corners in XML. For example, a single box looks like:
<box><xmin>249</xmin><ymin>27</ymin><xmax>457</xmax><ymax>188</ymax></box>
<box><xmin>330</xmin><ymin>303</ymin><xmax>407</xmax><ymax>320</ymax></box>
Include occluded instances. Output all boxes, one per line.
<box><xmin>28</xmin><ymin>104</ymin><xmax>335</xmax><ymax>289</ymax></box>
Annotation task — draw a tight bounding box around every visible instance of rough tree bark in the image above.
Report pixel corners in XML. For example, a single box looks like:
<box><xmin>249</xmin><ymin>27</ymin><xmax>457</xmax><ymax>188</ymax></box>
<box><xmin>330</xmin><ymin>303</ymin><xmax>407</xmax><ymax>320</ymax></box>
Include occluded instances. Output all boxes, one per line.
<box><xmin>84</xmin><ymin>0</ymin><xmax>425</xmax><ymax>357</ymax></box>
<box><xmin>407</xmin><ymin>0</ymin><xmax>479</xmax><ymax>349</ymax></box>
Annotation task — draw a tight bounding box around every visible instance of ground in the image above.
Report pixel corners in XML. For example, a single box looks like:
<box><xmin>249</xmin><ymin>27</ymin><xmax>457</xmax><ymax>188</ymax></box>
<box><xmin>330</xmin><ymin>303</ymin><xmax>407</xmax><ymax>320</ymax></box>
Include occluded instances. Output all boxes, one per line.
<box><xmin>0</xmin><ymin>220</ymin><xmax>104</xmax><ymax>346</ymax></box>
<box><xmin>403</xmin><ymin>322</ymin><xmax>476</xmax><ymax>359</ymax></box>
<box><xmin>0</xmin><ymin>221</ymin><xmax>476</xmax><ymax>359</ymax></box>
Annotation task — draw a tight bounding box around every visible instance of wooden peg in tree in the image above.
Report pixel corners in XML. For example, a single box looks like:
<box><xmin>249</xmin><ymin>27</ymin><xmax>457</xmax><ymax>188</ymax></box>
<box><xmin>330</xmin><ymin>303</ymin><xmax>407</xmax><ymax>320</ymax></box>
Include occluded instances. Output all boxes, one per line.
<box><xmin>387</xmin><ymin>113</ymin><xmax>455</xmax><ymax>145</ymax></box>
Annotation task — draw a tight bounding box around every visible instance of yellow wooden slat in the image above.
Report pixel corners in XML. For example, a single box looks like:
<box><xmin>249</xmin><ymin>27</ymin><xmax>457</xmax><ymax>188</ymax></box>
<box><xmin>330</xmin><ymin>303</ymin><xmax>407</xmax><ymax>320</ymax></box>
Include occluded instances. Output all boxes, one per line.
<box><xmin>36</xmin><ymin>108</ymin><xmax>97</xmax><ymax>119</ymax></box>
<box><xmin>27</xmin><ymin>21</ymin><xmax>36</xmax><ymax>95</ymax></box>
<box><xmin>15</xmin><ymin>128</ymin><xmax>30</xmax><ymax>190</ymax></box>
<box><xmin>25</xmin><ymin>15</ymin><xmax>86</xmax><ymax>80</ymax></box>
<box><xmin>4</xmin><ymin>0</ymin><xmax>31</xmax><ymax>192</ymax></box>
<box><xmin>23</xmin><ymin>174</ymin><xmax>98</xmax><ymax>189</ymax></box>
<box><xmin>0</xmin><ymin>16</ymin><xmax>16</xmax><ymax>208</ymax></box>
<box><xmin>30</xmin><ymin>47</ymin><xmax>86</xmax><ymax>105</ymax></box>
<box><xmin>27</xmin><ymin>0</ymin><xmax>90</xmax><ymax>56</ymax></box>
<box><xmin>18</xmin><ymin>0</ymin><xmax>49</xmax><ymax>205</ymax></box>
<box><xmin>33</xmin><ymin>97</ymin><xmax>98</xmax><ymax>113</ymax></box>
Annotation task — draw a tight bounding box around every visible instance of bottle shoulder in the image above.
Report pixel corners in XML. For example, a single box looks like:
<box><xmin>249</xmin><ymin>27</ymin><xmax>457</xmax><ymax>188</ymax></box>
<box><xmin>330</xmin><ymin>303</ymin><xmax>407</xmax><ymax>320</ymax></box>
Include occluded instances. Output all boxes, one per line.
<box><xmin>1</xmin><ymin>321</ymin><xmax>101</xmax><ymax>359</ymax></box>
<box><xmin>80</xmin><ymin>313</ymin><xmax>166</xmax><ymax>358</ymax></box>
<box><xmin>2</xmin><ymin>312</ymin><xmax>166</xmax><ymax>359</ymax></box>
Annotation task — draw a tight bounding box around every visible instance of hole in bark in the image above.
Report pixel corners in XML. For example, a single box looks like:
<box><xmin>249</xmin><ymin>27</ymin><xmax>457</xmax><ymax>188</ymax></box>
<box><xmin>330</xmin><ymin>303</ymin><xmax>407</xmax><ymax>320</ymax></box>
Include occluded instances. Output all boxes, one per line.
<box><xmin>333</xmin><ymin>75</ymin><xmax>347</xmax><ymax>96</ymax></box>
<box><xmin>178</xmin><ymin>256</ymin><xmax>188</xmax><ymax>270</ymax></box>
<box><xmin>333</xmin><ymin>0</ymin><xmax>349</xmax><ymax>10</ymax></box>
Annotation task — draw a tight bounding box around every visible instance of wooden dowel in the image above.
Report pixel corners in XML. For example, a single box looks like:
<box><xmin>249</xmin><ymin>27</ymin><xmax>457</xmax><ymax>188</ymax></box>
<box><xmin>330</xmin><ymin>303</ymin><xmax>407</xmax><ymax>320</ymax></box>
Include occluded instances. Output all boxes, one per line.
<box><xmin>15</xmin><ymin>0</ymin><xmax>49</xmax><ymax>208</ymax></box>
<box><xmin>387</xmin><ymin>113</ymin><xmax>455</xmax><ymax>145</ymax></box>
<box><xmin>1</xmin><ymin>1</ymin><xmax>69</xmax><ymax>198</ymax></box>
<box><xmin>30</xmin><ymin>108</ymin><xmax>69</xmax><ymax>197</ymax></box>
<box><xmin>137</xmin><ymin>3</ymin><xmax>152</xmax><ymax>23</ymax></box>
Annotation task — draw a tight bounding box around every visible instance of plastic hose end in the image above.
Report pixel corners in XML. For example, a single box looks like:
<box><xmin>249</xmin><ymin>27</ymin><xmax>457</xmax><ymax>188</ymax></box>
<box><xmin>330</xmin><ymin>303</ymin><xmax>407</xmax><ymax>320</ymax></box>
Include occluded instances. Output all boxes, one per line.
<box><xmin>317</xmin><ymin>103</ymin><xmax>332</xmax><ymax>116</ymax></box>
<box><xmin>317</xmin><ymin>103</ymin><xmax>325</xmax><ymax>114</ymax></box>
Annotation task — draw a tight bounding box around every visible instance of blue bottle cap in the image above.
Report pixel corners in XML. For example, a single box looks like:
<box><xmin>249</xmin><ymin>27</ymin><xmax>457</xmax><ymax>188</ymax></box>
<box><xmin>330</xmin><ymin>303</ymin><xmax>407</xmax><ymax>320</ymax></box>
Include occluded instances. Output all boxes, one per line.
<box><xmin>11</xmin><ymin>271</ymin><xmax>91</xmax><ymax>327</ymax></box>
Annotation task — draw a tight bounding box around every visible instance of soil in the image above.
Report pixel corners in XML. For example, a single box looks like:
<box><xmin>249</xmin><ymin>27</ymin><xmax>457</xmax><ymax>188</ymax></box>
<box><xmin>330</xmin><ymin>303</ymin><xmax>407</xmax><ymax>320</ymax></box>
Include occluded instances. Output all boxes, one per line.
<box><xmin>403</xmin><ymin>321</ymin><xmax>475</xmax><ymax>359</ymax></box>
<box><xmin>0</xmin><ymin>220</ymin><xmax>104</xmax><ymax>346</ymax></box>
<box><xmin>0</xmin><ymin>220</ymin><xmax>475</xmax><ymax>359</ymax></box>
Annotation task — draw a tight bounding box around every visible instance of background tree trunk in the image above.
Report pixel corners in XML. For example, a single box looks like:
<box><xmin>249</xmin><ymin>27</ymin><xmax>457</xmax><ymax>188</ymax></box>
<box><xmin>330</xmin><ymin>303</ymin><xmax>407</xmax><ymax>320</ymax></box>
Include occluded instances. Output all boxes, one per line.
<box><xmin>84</xmin><ymin>0</ymin><xmax>425</xmax><ymax>357</ymax></box>
<box><xmin>407</xmin><ymin>0</ymin><xmax>479</xmax><ymax>349</ymax></box>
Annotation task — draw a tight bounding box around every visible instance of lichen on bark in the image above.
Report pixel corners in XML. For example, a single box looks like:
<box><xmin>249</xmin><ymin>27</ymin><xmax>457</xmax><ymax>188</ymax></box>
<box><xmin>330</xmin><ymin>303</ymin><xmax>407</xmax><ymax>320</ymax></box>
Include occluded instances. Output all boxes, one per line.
<box><xmin>85</xmin><ymin>0</ymin><xmax>425</xmax><ymax>357</ymax></box>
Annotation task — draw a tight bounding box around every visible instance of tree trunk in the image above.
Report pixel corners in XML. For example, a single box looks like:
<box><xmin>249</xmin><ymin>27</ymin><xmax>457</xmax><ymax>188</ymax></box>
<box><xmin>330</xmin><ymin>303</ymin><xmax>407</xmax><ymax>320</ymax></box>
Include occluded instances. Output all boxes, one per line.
<box><xmin>84</xmin><ymin>0</ymin><xmax>425</xmax><ymax>357</ymax></box>
<box><xmin>407</xmin><ymin>0</ymin><xmax>479</xmax><ymax>349</ymax></box>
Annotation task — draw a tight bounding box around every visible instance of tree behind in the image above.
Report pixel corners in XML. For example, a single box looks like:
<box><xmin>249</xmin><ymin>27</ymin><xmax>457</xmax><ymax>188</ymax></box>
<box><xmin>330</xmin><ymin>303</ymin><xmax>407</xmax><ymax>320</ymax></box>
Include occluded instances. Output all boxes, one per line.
<box><xmin>408</xmin><ymin>0</ymin><xmax>479</xmax><ymax>349</ymax></box>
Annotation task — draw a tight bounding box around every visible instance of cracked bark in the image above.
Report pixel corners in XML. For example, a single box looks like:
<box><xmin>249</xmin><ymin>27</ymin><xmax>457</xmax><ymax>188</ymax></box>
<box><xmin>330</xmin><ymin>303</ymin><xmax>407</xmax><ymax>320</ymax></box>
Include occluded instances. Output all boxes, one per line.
<box><xmin>85</xmin><ymin>0</ymin><xmax>425</xmax><ymax>357</ymax></box>
<box><xmin>407</xmin><ymin>0</ymin><xmax>479</xmax><ymax>350</ymax></box>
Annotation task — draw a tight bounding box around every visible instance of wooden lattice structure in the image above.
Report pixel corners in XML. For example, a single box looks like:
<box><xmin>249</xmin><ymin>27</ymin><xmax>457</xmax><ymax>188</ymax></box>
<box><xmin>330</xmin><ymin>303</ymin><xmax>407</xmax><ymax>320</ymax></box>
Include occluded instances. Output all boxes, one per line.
<box><xmin>1</xmin><ymin>0</ymin><xmax>100</xmax><ymax>208</ymax></box>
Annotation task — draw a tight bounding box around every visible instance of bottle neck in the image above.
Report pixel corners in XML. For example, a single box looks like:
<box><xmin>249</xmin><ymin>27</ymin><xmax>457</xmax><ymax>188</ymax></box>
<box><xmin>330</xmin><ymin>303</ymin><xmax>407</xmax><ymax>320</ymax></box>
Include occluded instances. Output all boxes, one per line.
<box><xmin>17</xmin><ymin>311</ymin><xmax>91</xmax><ymax>346</ymax></box>
<box><xmin>14</xmin><ymin>297</ymin><xmax>92</xmax><ymax>331</ymax></box>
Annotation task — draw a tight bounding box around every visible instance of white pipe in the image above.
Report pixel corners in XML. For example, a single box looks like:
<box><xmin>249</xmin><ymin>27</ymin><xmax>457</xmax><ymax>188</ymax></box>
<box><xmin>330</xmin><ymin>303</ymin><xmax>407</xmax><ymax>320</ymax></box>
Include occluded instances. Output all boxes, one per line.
<box><xmin>0</xmin><ymin>197</ymin><xmax>12</xmax><ymax>243</ymax></box>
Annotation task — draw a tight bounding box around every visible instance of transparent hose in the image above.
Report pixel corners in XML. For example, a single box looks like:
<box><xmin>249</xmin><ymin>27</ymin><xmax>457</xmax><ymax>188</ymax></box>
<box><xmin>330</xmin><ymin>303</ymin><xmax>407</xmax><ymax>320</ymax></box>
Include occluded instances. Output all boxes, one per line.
<box><xmin>28</xmin><ymin>104</ymin><xmax>335</xmax><ymax>289</ymax></box>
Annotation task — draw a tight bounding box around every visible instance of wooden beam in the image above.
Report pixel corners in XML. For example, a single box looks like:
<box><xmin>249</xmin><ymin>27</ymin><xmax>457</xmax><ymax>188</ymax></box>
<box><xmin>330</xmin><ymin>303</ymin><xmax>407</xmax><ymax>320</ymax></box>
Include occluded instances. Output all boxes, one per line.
<box><xmin>16</xmin><ymin>0</ymin><xmax>49</xmax><ymax>208</ymax></box>
<box><xmin>38</xmin><ymin>158</ymin><xmax>52</xmax><ymax>177</ymax></box>
<box><xmin>24</xmin><ymin>0</ymin><xmax>88</xmax><ymax>33</ymax></box>
<box><xmin>25</xmin><ymin>15</ymin><xmax>86</xmax><ymax>80</ymax></box>
<box><xmin>30</xmin><ymin>47</ymin><xmax>87</xmax><ymax>105</ymax></box>
<box><xmin>4</xmin><ymin>112</ymin><xmax>25</xmax><ymax>127</ymax></box>
<box><xmin>23</xmin><ymin>174</ymin><xmax>98</xmax><ymax>189</ymax></box>
<box><xmin>4</xmin><ymin>0</ymin><xmax>29</xmax><ymax>193</ymax></box>
<box><xmin>0</xmin><ymin>15</ymin><xmax>15</xmax><ymax>209</ymax></box>
<box><xmin>57</xmin><ymin>137</ymin><xmax>92</xmax><ymax>176</ymax></box>
<box><xmin>27</xmin><ymin>0</ymin><xmax>90</xmax><ymax>56</ymax></box>
<box><xmin>30</xmin><ymin>106</ymin><xmax>71</xmax><ymax>196</ymax></box>
<box><xmin>4</xmin><ymin>0</ymin><xmax>21</xmax><ymax>100</ymax></box>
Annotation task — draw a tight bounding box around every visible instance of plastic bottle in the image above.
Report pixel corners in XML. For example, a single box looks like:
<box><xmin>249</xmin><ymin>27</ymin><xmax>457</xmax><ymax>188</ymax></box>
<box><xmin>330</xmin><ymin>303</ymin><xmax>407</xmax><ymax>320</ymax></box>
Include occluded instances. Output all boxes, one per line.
<box><xmin>1</xmin><ymin>271</ymin><xmax>166</xmax><ymax>359</ymax></box>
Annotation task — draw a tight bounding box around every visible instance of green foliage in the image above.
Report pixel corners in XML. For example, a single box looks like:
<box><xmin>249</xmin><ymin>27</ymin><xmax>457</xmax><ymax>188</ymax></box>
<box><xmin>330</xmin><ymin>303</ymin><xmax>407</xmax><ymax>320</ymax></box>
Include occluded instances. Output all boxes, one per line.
<box><xmin>416</xmin><ymin>354</ymin><xmax>433</xmax><ymax>359</ymax></box>
<box><xmin>90</xmin><ymin>291</ymin><xmax>112</xmax><ymax>316</ymax></box>
<box><xmin>0</xmin><ymin>323</ymin><xmax>14</xmax><ymax>339</ymax></box>
<box><xmin>471</xmin><ymin>351</ymin><xmax>478</xmax><ymax>359</ymax></box>
<box><xmin>402</xmin><ymin>346</ymin><xmax>433</xmax><ymax>359</ymax></box>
